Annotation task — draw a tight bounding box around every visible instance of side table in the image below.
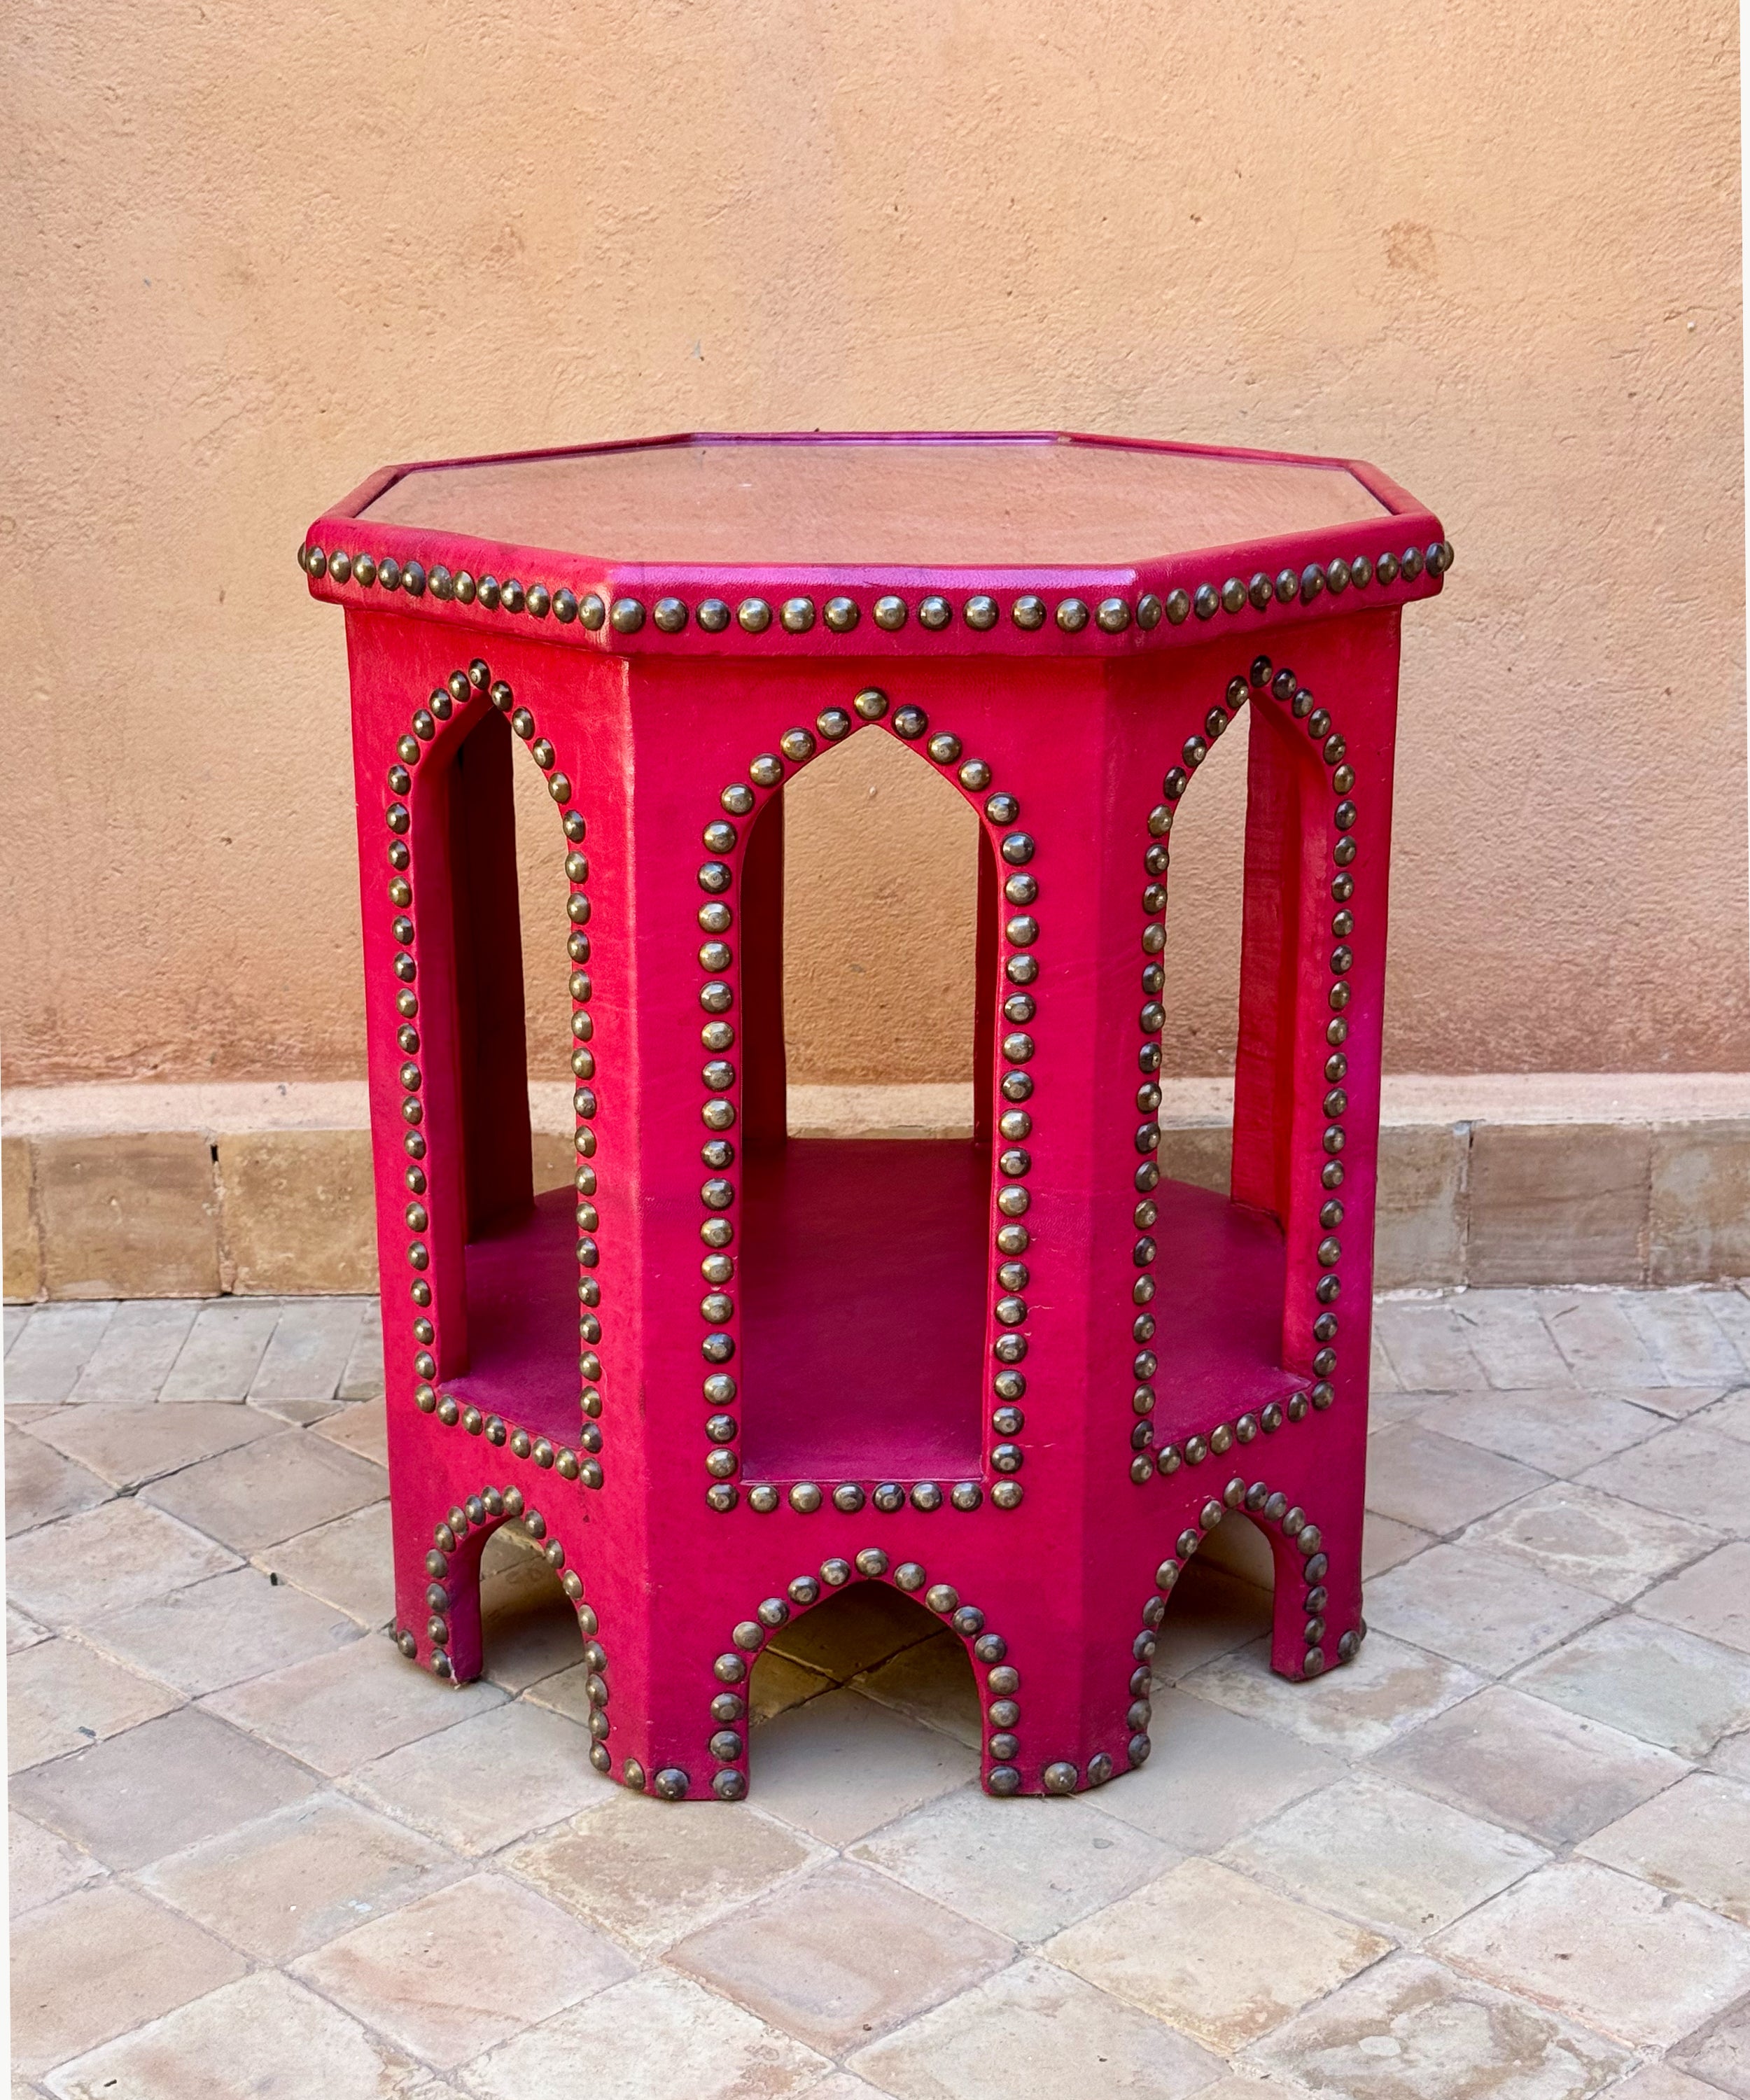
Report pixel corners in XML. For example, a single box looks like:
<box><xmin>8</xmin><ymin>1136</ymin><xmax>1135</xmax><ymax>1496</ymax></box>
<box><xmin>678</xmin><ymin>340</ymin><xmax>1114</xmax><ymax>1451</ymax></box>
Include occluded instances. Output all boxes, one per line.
<box><xmin>301</xmin><ymin>432</ymin><xmax>1448</xmax><ymax>1800</ymax></box>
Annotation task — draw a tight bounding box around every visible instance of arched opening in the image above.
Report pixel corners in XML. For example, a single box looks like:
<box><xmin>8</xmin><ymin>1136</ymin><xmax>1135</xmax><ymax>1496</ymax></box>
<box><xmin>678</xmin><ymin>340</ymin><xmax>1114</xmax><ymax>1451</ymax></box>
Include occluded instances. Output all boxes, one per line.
<box><xmin>1135</xmin><ymin>670</ymin><xmax>1293</xmax><ymax>1447</ymax></box>
<box><xmin>477</xmin><ymin>1520</ymin><xmax>587</xmax><ymax>1690</ymax></box>
<box><xmin>1156</xmin><ymin>699</ymin><xmax>1248</xmax><ymax>1156</ymax></box>
<box><xmin>746</xmin><ymin>1580</ymin><xmax>981</xmax><ymax>1747</ymax></box>
<box><xmin>735</xmin><ymin>729</ymin><xmax>993</xmax><ymax>1482</ymax></box>
<box><xmin>417</xmin><ymin>699</ymin><xmax>580</xmax><ymax>1434</ymax></box>
<box><xmin>1154</xmin><ymin>1513</ymin><xmax>1275</xmax><ymax>1679</ymax></box>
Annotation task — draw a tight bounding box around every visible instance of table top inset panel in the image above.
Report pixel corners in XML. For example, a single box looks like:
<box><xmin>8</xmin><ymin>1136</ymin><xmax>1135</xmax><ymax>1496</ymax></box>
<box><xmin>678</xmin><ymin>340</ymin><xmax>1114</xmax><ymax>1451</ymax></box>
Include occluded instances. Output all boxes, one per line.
<box><xmin>360</xmin><ymin>435</ymin><xmax>1390</xmax><ymax>569</ymax></box>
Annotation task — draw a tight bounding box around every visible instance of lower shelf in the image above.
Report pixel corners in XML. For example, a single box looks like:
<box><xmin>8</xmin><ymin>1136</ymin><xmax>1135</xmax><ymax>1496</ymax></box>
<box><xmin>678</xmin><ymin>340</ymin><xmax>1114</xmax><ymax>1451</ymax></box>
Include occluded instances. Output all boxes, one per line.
<box><xmin>738</xmin><ymin>1140</ymin><xmax>990</xmax><ymax>1480</ymax></box>
<box><xmin>442</xmin><ymin>1150</ymin><xmax>1303</xmax><ymax>1476</ymax></box>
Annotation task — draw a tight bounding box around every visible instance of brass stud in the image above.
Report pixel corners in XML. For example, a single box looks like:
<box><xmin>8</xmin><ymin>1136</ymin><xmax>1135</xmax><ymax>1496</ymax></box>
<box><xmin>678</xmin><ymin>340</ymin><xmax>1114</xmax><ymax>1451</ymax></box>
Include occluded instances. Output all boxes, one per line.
<box><xmin>738</xmin><ymin>598</ymin><xmax>772</xmax><ymax>632</ymax></box>
<box><xmin>781</xmin><ymin>596</ymin><xmax>815</xmax><ymax>632</ymax></box>
<box><xmin>1011</xmin><ymin>594</ymin><xmax>1046</xmax><ymax>631</ymax></box>
<box><xmin>823</xmin><ymin>596</ymin><xmax>859</xmax><ymax>632</ymax></box>
<box><xmin>654</xmin><ymin>596</ymin><xmax>688</xmax><ymax>633</ymax></box>
<box><xmin>610</xmin><ymin>597</ymin><xmax>645</xmax><ymax>634</ymax></box>
<box><xmin>918</xmin><ymin>594</ymin><xmax>951</xmax><ymax>630</ymax></box>
<box><xmin>965</xmin><ymin>594</ymin><xmax>997</xmax><ymax>630</ymax></box>
<box><xmin>1056</xmin><ymin>597</ymin><xmax>1089</xmax><ymax>632</ymax></box>
<box><xmin>873</xmin><ymin>595</ymin><xmax>907</xmax><ymax>630</ymax></box>
<box><xmin>697</xmin><ymin>598</ymin><xmax>731</xmax><ymax>632</ymax></box>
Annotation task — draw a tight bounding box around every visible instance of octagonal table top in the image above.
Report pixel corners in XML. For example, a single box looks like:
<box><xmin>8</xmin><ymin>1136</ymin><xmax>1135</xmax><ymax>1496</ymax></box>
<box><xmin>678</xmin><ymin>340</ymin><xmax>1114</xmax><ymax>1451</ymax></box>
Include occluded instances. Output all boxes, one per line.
<box><xmin>358</xmin><ymin>433</ymin><xmax>1392</xmax><ymax>569</ymax></box>
<box><xmin>304</xmin><ymin>432</ymin><xmax>1446</xmax><ymax>652</ymax></box>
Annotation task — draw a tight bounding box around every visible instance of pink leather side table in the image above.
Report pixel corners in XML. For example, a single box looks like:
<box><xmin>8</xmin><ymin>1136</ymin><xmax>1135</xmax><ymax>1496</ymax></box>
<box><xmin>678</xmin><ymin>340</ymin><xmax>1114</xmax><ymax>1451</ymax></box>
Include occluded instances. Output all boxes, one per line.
<box><xmin>301</xmin><ymin>433</ymin><xmax>1448</xmax><ymax>1802</ymax></box>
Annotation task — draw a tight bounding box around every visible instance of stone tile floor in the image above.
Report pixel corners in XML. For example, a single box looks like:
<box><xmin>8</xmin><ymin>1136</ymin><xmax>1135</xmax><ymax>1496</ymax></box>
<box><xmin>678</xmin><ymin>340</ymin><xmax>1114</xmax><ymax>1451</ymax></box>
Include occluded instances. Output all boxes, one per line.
<box><xmin>7</xmin><ymin>1286</ymin><xmax>1750</xmax><ymax>2097</ymax></box>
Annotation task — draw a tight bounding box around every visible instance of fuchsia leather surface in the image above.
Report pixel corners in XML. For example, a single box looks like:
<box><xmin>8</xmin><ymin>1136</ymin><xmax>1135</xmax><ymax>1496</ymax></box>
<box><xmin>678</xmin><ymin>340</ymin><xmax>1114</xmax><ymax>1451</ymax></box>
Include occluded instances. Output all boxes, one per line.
<box><xmin>302</xmin><ymin>430</ymin><xmax>1447</xmax><ymax>1802</ymax></box>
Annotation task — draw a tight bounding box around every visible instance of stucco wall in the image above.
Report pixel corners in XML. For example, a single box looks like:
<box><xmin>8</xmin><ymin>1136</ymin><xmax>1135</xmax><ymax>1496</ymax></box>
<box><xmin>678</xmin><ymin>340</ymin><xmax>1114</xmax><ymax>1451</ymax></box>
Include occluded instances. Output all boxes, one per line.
<box><xmin>2</xmin><ymin>0</ymin><xmax>1743</xmax><ymax>1089</ymax></box>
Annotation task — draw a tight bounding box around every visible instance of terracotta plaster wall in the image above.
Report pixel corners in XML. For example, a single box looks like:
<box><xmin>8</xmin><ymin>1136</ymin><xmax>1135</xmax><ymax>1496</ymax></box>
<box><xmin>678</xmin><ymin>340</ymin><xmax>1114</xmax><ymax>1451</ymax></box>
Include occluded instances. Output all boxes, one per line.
<box><xmin>1</xmin><ymin>0</ymin><xmax>1744</xmax><ymax>1089</ymax></box>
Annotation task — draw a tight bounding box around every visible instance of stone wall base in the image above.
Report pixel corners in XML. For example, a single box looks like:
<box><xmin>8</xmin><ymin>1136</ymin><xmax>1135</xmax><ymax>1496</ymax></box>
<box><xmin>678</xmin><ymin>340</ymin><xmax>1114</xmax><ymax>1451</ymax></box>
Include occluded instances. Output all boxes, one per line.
<box><xmin>6</xmin><ymin>1077</ymin><xmax>1749</xmax><ymax>1301</ymax></box>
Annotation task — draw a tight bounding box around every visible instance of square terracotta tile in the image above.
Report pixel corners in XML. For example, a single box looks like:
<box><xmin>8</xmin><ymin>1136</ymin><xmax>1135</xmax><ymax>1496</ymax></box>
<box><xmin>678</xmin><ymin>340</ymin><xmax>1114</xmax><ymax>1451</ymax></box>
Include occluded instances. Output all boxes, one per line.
<box><xmin>157</xmin><ymin>1299</ymin><xmax>281</xmax><ymax>1403</ymax></box>
<box><xmin>847</xmin><ymin>1953</ymin><xmax>1223</xmax><ymax>2099</ymax></box>
<box><xmin>1578</xmin><ymin>1424</ymin><xmax>1750</xmax><ymax>1536</ymax></box>
<box><xmin>1222</xmin><ymin>1774</ymin><xmax>1547</xmax><ymax>1935</ymax></box>
<box><xmin>141</xmin><ymin>1428</ymin><xmax>385</xmax><ymax>1552</ymax></box>
<box><xmin>667</xmin><ymin>1858</ymin><xmax>1012</xmax><ymax>2054</ymax></box>
<box><xmin>853</xmin><ymin>1627</ymin><xmax>983</xmax><ymax>1746</ymax></box>
<box><xmin>1365</xmin><ymin>1424</ymin><xmax>1548</xmax><ymax>1534</ymax></box>
<box><xmin>248</xmin><ymin>1298</ymin><xmax>366</xmax><ymax>1405</ymax></box>
<box><xmin>62</xmin><ymin>1300</ymin><xmax>200</xmax><ymax>1404</ymax></box>
<box><xmin>1371</xmin><ymin>1685</ymin><xmax>1688</xmax><ymax>1845</ymax></box>
<box><xmin>508</xmin><ymin>1788</ymin><xmax>822</xmax><ymax>1954</ymax></box>
<box><xmin>1623</xmin><ymin>1293</ymin><xmax>1746</xmax><ymax>1385</ymax></box>
<box><xmin>4</xmin><ymin>1429</ymin><xmax>111</xmax><ymax>1535</ymax></box>
<box><xmin>1364</xmin><ymin>1512</ymin><xmax>1436</xmax><ymax>1578</ymax></box>
<box><xmin>1450</xmin><ymin>1294</ymin><xmax>1575</xmax><ymax>1390</ymax></box>
<box><xmin>762</xmin><ymin>1579</ymin><xmax>937</xmax><ymax>1681</ymax></box>
<box><xmin>11</xmin><ymin>1706</ymin><xmax>319</xmax><ymax>1870</ymax></box>
<box><xmin>1637</xmin><ymin>1539</ymin><xmax>1750</xmax><ymax>1653</ymax></box>
<box><xmin>41</xmin><ymin>1967</ymin><xmax>448</xmax><ymax>2100</ymax></box>
<box><xmin>1434</xmin><ymin>1858</ymin><xmax>1750</xmax><ymax>2049</ymax></box>
<box><xmin>1247</xmin><ymin>1952</ymin><xmax>1628</xmax><ymax>2099</ymax></box>
<box><xmin>313</xmin><ymin>1396</ymin><xmax>388</xmax><ymax>1466</ymax></box>
<box><xmin>748</xmin><ymin>1686</ymin><xmax>979</xmax><ymax>1846</ymax></box>
<box><xmin>1673</xmin><ymin>1996</ymin><xmax>1750</xmax><ymax>2096</ymax></box>
<box><xmin>1373</xmin><ymin>1302</ymin><xmax>1487</xmax><ymax>1392</ymax></box>
<box><xmin>1434</xmin><ymin>1387</ymin><xmax>1664</xmax><ymax>1477</ymax></box>
<box><xmin>11</xmin><ymin>1881</ymin><xmax>246</xmax><ymax>2078</ymax></box>
<box><xmin>1578</xmin><ymin>1772</ymin><xmax>1750</xmax><ymax>1926</ymax></box>
<box><xmin>346</xmin><ymin>1701</ymin><xmax>608</xmax><ymax>1854</ymax></box>
<box><xmin>3</xmin><ymin>1303</ymin><xmax>118</xmax><ymax>1406</ymax></box>
<box><xmin>84</xmin><ymin>1565</ymin><xmax>361</xmax><ymax>1696</ymax></box>
<box><xmin>24</xmin><ymin>1401</ymin><xmax>276</xmax><ymax>1490</ymax></box>
<box><xmin>139</xmin><ymin>1788</ymin><xmax>461</xmax><ymax>1959</ymax></box>
<box><xmin>459</xmin><ymin>1968</ymin><xmax>827</xmax><ymax>2100</ymax></box>
<box><xmin>848</xmin><ymin>1783</ymin><xmax>1176</xmax><ymax>1942</ymax></box>
<box><xmin>7</xmin><ymin>1634</ymin><xmax>180</xmax><ymax>1772</ymax></box>
<box><xmin>1363</xmin><ymin>1541</ymin><xmax>1609</xmax><ymax>1674</ymax></box>
<box><xmin>1184</xmin><ymin>1630</ymin><xmax>1485</xmax><ymax>1758</ymax></box>
<box><xmin>257</xmin><ymin>1499</ymin><xmax>396</xmax><ymax>1625</ymax></box>
<box><xmin>1544</xmin><ymin>1296</ymin><xmax>1662</xmax><ymax>1385</ymax></box>
<box><xmin>1511</xmin><ymin>1616</ymin><xmax>1750</xmax><ymax>1758</ymax></box>
<box><xmin>1464</xmin><ymin>1482</ymin><xmax>1718</xmax><ymax>1603</ymax></box>
<box><xmin>204</xmin><ymin>1629</ymin><xmax>506</xmax><ymax>1773</ymax></box>
<box><xmin>338</xmin><ymin>1303</ymin><xmax>386</xmax><ymax>1403</ymax></box>
<box><xmin>293</xmin><ymin>1870</ymin><xmax>634</xmax><ymax>2068</ymax></box>
<box><xmin>7</xmin><ymin>1499</ymin><xmax>238</xmax><ymax>1628</ymax></box>
<box><xmin>10</xmin><ymin>1809</ymin><xmax>106</xmax><ymax>1915</ymax></box>
<box><xmin>1045</xmin><ymin>1855</ymin><xmax>1390</xmax><ymax>2052</ymax></box>
<box><xmin>1097</xmin><ymin>1686</ymin><xmax>1343</xmax><ymax>1851</ymax></box>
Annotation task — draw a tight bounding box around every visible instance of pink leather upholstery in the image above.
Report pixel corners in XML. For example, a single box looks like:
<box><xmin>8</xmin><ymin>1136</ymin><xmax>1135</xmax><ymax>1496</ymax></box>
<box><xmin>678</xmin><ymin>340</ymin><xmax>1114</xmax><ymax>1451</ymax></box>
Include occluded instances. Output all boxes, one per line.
<box><xmin>303</xmin><ymin>431</ymin><xmax>1448</xmax><ymax>1800</ymax></box>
